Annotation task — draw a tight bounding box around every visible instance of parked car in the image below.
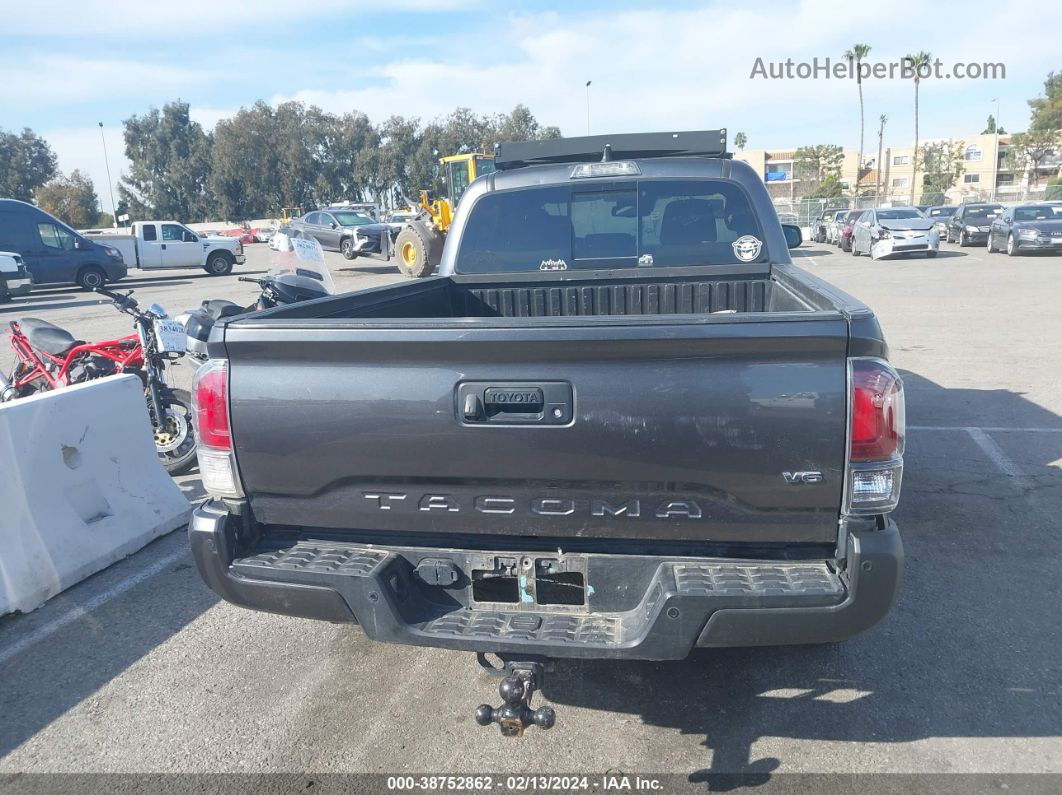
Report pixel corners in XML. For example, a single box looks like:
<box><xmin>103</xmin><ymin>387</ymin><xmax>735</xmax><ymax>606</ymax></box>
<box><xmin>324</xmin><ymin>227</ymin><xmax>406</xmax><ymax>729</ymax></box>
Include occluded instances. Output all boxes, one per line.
<box><xmin>837</xmin><ymin>209</ymin><xmax>864</xmax><ymax>252</ymax></box>
<box><xmin>218</xmin><ymin>227</ymin><xmax>256</xmax><ymax>245</ymax></box>
<box><xmin>945</xmin><ymin>203</ymin><xmax>1004</xmax><ymax>246</ymax></box>
<box><xmin>0</xmin><ymin>199</ymin><xmax>127</xmax><ymax>289</ymax></box>
<box><xmin>326</xmin><ymin>202</ymin><xmax>380</xmax><ymax>221</ymax></box>
<box><xmin>924</xmin><ymin>206</ymin><xmax>957</xmax><ymax>240</ymax></box>
<box><xmin>825</xmin><ymin>209</ymin><xmax>850</xmax><ymax>245</ymax></box>
<box><xmin>188</xmin><ymin>130</ymin><xmax>905</xmax><ymax>733</ymax></box>
<box><xmin>851</xmin><ymin>207</ymin><xmax>938</xmax><ymax>259</ymax></box>
<box><xmin>288</xmin><ymin>208</ymin><xmax>396</xmax><ymax>260</ymax></box>
<box><xmin>0</xmin><ymin>250</ymin><xmax>32</xmax><ymax>302</ymax></box>
<box><xmin>268</xmin><ymin>225</ymin><xmax>290</xmax><ymax>251</ymax></box>
<box><xmin>385</xmin><ymin>210</ymin><xmax>416</xmax><ymax>230</ymax></box>
<box><xmin>252</xmin><ymin>227</ymin><xmax>276</xmax><ymax>244</ymax></box>
<box><xmin>86</xmin><ymin>221</ymin><xmax>246</xmax><ymax>277</ymax></box>
<box><xmin>987</xmin><ymin>203</ymin><xmax>1062</xmax><ymax>256</ymax></box>
<box><xmin>811</xmin><ymin>207</ymin><xmax>842</xmax><ymax>243</ymax></box>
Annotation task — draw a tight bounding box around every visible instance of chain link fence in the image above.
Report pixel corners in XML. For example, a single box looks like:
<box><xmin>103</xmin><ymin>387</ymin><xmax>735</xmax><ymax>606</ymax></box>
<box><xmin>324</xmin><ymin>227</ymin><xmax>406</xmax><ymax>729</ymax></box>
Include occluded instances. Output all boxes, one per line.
<box><xmin>771</xmin><ymin>185</ymin><xmax>1054</xmax><ymax>231</ymax></box>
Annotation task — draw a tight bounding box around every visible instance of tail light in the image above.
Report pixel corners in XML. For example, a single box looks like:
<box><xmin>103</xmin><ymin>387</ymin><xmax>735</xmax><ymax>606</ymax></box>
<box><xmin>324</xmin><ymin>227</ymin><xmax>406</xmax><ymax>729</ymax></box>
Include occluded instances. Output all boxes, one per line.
<box><xmin>845</xmin><ymin>358</ymin><xmax>905</xmax><ymax>515</ymax></box>
<box><xmin>192</xmin><ymin>359</ymin><xmax>244</xmax><ymax>498</ymax></box>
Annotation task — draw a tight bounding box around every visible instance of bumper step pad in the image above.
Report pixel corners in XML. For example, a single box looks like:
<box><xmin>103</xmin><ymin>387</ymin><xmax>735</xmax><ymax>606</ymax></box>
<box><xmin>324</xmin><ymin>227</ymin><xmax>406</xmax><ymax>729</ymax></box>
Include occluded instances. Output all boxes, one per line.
<box><xmin>674</xmin><ymin>562</ymin><xmax>843</xmax><ymax>598</ymax></box>
<box><xmin>227</xmin><ymin>539</ymin><xmax>845</xmax><ymax>656</ymax></box>
<box><xmin>235</xmin><ymin>543</ymin><xmax>386</xmax><ymax>577</ymax></box>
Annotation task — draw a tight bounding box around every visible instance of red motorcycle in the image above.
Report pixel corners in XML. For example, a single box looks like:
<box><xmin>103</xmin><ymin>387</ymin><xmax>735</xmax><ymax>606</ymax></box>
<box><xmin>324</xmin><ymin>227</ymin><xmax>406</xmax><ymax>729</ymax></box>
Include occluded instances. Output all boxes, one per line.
<box><xmin>0</xmin><ymin>287</ymin><xmax>197</xmax><ymax>474</ymax></box>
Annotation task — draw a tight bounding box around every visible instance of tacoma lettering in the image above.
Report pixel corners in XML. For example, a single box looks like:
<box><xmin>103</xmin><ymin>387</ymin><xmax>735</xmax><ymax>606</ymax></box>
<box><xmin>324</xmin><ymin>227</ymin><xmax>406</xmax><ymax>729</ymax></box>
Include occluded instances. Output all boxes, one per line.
<box><xmin>359</xmin><ymin>492</ymin><xmax>707</xmax><ymax>519</ymax></box>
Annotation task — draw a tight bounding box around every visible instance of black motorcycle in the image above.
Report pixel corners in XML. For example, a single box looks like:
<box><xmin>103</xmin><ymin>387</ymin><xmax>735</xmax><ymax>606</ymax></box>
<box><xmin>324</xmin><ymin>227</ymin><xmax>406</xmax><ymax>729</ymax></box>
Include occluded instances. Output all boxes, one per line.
<box><xmin>95</xmin><ymin>287</ymin><xmax>198</xmax><ymax>475</ymax></box>
<box><xmin>179</xmin><ymin>236</ymin><xmax>335</xmax><ymax>362</ymax></box>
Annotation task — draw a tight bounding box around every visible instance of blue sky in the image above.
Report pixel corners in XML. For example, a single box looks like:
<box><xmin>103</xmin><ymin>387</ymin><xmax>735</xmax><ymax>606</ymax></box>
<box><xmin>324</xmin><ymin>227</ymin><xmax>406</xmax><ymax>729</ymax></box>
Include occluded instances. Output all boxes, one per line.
<box><xmin>2</xmin><ymin>0</ymin><xmax>1059</xmax><ymax>206</ymax></box>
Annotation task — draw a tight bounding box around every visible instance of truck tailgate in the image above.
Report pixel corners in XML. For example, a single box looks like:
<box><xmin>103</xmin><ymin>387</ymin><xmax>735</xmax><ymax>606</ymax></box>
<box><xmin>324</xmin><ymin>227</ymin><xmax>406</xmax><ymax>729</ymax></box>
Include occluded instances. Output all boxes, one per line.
<box><xmin>225</xmin><ymin>316</ymin><xmax>848</xmax><ymax>545</ymax></box>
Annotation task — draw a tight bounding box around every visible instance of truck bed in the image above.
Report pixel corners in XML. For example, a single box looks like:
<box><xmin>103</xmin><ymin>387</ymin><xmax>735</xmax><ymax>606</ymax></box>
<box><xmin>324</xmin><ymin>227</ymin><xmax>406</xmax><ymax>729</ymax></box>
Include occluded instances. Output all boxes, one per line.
<box><xmin>250</xmin><ymin>267</ymin><xmax>822</xmax><ymax>323</ymax></box>
<box><xmin>220</xmin><ymin>265</ymin><xmax>857</xmax><ymax>549</ymax></box>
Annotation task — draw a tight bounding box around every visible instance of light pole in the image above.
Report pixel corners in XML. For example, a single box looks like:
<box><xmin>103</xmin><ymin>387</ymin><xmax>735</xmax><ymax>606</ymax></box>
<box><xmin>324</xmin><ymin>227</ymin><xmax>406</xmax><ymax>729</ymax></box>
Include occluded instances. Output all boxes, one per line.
<box><xmin>585</xmin><ymin>80</ymin><xmax>591</xmax><ymax>135</ymax></box>
<box><xmin>990</xmin><ymin>97</ymin><xmax>1000</xmax><ymax>201</ymax></box>
<box><xmin>98</xmin><ymin>122</ymin><xmax>117</xmax><ymax>227</ymax></box>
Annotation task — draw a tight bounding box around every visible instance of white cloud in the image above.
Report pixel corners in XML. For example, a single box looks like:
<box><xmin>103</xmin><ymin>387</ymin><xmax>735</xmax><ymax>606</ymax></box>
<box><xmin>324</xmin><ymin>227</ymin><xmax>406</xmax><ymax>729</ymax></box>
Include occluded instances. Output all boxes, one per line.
<box><xmin>0</xmin><ymin>55</ymin><xmax>206</xmax><ymax>106</ymax></box>
<box><xmin>189</xmin><ymin>107</ymin><xmax>236</xmax><ymax>131</ymax></box>
<box><xmin>270</xmin><ymin>0</ymin><xmax>1062</xmax><ymax>152</ymax></box>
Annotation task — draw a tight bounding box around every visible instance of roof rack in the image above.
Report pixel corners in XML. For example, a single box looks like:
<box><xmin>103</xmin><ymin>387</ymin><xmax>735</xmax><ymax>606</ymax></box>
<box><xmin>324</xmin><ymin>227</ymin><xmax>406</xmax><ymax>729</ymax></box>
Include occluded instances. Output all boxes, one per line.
<box><xmin>494</xmin><ymin>130</ymin><xmax>729</xmax><ymax>171</ymax></box>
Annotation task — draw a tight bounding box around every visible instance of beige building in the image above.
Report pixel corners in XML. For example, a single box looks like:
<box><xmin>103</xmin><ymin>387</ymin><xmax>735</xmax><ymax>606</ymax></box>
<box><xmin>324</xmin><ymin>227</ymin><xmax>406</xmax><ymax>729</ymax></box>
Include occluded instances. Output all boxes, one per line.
<box><xmin>733</xmin><ymin>131</ymin><xmax>1060</xmax><ymax>205</ymax></box>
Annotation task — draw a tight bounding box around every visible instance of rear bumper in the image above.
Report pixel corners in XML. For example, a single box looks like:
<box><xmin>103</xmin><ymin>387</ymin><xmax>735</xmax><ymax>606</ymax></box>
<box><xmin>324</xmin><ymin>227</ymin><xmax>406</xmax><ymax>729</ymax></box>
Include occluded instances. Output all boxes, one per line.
<box><xmin>2</xmin><ymin>273</ymin><xmax>32</xmax><ymax>296</ymax></box>
<box><xmin>189</xmin><ymin>502</ymin><xmax>903</xmax><ymax>660</ymax></box>
<box><xmin>235</xmin><ymin>254</ymin><xmax>247</xmax><ymax>264</ymax></box>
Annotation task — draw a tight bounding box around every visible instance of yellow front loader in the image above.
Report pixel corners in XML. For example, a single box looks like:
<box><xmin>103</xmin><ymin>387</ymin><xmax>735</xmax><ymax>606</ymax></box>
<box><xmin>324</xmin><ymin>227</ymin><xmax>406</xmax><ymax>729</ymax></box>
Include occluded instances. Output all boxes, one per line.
<box><xmin>394</xmin><ymin>152</ymin><xmax>495</xmax><ymax>278</ymax></box>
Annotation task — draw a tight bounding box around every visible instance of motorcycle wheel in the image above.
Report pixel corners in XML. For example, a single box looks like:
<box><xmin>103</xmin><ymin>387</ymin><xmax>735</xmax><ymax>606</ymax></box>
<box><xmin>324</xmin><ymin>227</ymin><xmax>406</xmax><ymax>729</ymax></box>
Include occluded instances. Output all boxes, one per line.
<box><xmin>153</xmin><ymin>388</ymin><xmax>198</xmax><ymax>475</ymax></box>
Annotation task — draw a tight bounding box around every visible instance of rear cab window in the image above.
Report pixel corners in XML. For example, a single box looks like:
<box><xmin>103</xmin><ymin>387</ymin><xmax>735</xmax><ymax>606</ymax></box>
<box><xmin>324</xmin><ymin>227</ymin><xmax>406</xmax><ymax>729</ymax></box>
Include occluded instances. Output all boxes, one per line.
<box><xmin>142</xmin><ymin>224</ymin><xmax>158</xmax><ymax>241</ymax></box>
<box><xmin>455</xmin><ymin>178</ymin><xmax>767</xmax><ymax>273</ymax></box>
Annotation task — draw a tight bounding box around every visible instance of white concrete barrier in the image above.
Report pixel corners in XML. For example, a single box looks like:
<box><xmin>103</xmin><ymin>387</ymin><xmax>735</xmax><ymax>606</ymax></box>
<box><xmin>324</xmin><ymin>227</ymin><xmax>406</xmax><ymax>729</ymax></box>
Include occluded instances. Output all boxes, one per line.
<box><xmin>0</xmin><ymin>375</ymin><xmax>191</xmax><ymax>615</ymax></box>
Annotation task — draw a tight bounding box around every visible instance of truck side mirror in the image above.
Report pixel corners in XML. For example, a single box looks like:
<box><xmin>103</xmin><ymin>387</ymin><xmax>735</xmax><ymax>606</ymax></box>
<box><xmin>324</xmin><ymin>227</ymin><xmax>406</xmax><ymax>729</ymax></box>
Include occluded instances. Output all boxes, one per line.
<box><xmin>781</xmin><ymin>224</ymin><xmax>802</xmax><ymax>249</ymax></box>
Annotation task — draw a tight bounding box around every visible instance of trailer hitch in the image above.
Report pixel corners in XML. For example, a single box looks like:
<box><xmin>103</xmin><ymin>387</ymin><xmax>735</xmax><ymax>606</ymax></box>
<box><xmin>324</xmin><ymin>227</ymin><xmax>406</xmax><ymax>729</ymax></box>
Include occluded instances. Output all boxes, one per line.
<box><xmin>474</xmin><ymin>654</ymin><xmax>556</xmax><ymax>736</ymax></box>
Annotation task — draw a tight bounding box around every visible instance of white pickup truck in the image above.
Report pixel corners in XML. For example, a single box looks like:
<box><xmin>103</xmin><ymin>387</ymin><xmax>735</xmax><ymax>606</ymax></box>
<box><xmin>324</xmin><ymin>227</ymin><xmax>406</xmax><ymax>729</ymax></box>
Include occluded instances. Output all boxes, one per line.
<box><xmin>85</xmin><ymin>221</ymin><xmax>246</xmax><ymax>275</ymax></box>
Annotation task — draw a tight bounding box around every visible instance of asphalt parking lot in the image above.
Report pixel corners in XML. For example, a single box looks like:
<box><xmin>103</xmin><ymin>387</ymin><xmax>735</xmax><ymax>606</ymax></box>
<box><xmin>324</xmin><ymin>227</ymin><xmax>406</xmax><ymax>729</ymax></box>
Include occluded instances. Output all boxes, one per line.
<box><xmin>1</xmin><ymin>239</ymin><xmax>1060</xmax><ymax>781</ymax></box>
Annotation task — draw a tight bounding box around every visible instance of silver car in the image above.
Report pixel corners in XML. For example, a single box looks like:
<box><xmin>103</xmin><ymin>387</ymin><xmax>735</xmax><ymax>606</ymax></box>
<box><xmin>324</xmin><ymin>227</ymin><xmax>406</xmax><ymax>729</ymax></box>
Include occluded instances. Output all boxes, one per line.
<box><xmin>851</xmin><ymin>207</ymin><xmax>940</xmax><ymax>260</ymax></box>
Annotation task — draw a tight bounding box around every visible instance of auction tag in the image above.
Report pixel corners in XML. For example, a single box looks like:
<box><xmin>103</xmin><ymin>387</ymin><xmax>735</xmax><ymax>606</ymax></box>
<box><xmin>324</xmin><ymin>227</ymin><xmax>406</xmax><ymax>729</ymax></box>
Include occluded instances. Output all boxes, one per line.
<box><xmin>291</xmin><ymin>236</ymin><xmax>326</xmax><ymax>263</ymax></box>
<box><xmin>154</xmin><ymin>319</ymin><xmax>187</xmax><ymax>353</ymax></box>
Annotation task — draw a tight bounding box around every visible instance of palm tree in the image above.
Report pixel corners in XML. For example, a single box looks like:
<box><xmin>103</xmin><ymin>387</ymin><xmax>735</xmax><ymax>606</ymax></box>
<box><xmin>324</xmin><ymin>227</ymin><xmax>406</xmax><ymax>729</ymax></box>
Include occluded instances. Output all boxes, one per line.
<box><xmin>734</xmin><ymin>132</ymin><xmax>748</xmax><ymax>151</ymax></box>
<box><xmin>905</xmin><ymin>51</ymin><xmax>932</xmax><ymax>205</ymax></box>
<box><xmin>843</xmin><ymin>44</ymin><xmax>872</xmax><ymax>196</ymax></box>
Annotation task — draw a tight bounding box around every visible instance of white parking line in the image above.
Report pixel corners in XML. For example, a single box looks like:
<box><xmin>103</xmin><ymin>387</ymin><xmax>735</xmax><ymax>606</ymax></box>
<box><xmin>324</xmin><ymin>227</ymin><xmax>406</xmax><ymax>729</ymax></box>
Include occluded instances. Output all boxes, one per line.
<box><xmin>910</xmin><ymin>425</ymin><xmax>1057</xmax><ymax>476</ymax></box>
<box><xmin>910</xmin><ymin>425</ymin><xmax>1062</xmax><ymax>432</ymax></box>
<box><xmin>793</xmin><ymin>249</ymin><xmax>820</xmax><ymax>267</ymax></box>
<box><xmin>964</xmin><ymin>427</ymin><xmax>1024</xmax><ymax>478</ymax></box>
<box><xmin>0</xmin><ymin>547</ymin><xmax>188</xmax><ymax>667</ymax></box>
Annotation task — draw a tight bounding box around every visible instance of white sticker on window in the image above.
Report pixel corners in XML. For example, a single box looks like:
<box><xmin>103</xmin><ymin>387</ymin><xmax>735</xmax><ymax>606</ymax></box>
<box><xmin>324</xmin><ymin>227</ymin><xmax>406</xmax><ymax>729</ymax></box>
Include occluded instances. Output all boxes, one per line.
<box><xmin>731</xmin><ymin>235</ymin><xmax>763</xmax><ymax>262</ymax></box>
<box><xmin>540</xmin><ymin>258</ymin><xmax>568</xmax><ymax>271</ymax></box>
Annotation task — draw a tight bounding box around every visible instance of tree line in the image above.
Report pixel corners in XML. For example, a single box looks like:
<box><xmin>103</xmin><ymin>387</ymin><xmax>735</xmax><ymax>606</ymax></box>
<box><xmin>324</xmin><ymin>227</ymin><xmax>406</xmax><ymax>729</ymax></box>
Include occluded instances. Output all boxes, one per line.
<box><xmin>0</xmin><ymin>101</ymin><xmax>560</xmax><ymax>226</ymax></box>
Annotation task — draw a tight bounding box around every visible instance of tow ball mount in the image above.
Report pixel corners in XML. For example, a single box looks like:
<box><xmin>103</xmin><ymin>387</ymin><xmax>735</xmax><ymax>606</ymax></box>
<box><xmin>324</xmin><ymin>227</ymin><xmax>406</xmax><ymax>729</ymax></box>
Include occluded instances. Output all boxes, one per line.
<box><xmin>474</xmin><ymin>654</ymin><xmax>556</xmax><ymax>736</ymax></box>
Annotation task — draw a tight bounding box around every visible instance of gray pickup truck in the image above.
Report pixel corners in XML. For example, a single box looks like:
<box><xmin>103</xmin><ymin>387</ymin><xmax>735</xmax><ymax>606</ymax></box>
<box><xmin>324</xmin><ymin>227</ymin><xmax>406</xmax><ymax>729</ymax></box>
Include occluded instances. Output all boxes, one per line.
<box><xmin>189</xmin><ymin>131</ymin><xmax>905</xmax><ymax>735</ymax></box>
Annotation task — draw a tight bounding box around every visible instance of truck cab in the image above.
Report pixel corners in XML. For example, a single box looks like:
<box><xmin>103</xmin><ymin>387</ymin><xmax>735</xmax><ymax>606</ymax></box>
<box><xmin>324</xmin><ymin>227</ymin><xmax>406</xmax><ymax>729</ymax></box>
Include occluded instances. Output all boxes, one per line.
<box><xmin>135</xmin><ymin>222</ymin><xmax>213</xmax><ymax>269</ymax></box>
